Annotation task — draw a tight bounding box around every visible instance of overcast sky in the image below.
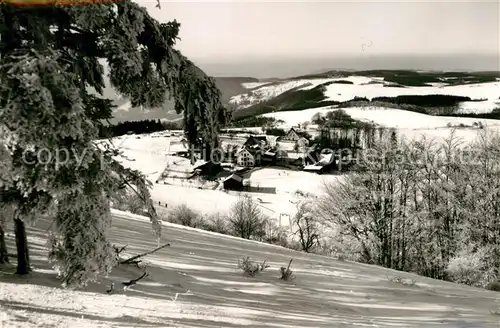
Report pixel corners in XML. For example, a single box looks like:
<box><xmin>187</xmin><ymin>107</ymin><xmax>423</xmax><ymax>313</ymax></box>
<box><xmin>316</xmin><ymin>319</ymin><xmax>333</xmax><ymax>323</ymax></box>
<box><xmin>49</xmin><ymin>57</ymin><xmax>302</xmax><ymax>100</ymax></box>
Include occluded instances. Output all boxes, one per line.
<box><xmin>136</xmin><ymin>0</ymin><xmax>500</xmax><ymax>77</ymax></box>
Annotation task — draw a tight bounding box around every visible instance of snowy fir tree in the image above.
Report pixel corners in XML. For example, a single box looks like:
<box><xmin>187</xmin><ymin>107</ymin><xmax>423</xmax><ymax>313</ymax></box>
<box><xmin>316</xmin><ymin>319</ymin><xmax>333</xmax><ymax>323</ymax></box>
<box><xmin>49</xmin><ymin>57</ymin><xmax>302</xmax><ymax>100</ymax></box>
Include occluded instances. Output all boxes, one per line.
<box><xmin>0</xmin><ymin>1</ymin><xmax>228</xmax><ymax>287</ymax></box>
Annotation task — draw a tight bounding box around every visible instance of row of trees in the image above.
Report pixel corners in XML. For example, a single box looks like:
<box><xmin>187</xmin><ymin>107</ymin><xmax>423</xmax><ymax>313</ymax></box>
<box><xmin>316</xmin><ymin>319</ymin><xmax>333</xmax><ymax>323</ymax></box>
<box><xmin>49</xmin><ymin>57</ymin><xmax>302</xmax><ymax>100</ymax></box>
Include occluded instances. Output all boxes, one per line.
<box><xmin>316</xmin><ymin>129</ymin><xmax>500</xmax><ymax>287</ymax></box>
<box><xmin>162</xmin><ymin>196</ymin><xmax>320</xmax><ymax>253</ymax></box>
<box><xmin>99</xmin><ymin>119</ymin><xmax>172</xmax><ymax>138</ymax></box>
<box><xmin>0</xmin><ymin>1</ymin><xmax>227</xmax><ymax>287</ymax></box>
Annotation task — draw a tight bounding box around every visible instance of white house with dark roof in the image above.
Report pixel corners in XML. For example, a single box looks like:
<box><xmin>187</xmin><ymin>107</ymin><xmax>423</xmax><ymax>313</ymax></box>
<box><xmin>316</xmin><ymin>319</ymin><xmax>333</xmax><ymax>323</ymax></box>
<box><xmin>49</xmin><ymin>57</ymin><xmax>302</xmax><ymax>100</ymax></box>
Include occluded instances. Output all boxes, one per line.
<box><xmin>236</xmin><ymin>147</ymin><xmax>256</xmax><ymax>167</ymax></box>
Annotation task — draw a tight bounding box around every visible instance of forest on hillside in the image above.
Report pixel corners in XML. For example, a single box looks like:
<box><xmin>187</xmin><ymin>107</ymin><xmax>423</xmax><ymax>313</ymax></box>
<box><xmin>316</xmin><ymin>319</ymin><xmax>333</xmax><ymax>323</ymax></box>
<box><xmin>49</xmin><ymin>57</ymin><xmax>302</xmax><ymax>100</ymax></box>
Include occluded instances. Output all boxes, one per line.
<box><xmin>315</xmin><ymin>129</ymin><xmax>500</xmax><ymax>289</ymax></box>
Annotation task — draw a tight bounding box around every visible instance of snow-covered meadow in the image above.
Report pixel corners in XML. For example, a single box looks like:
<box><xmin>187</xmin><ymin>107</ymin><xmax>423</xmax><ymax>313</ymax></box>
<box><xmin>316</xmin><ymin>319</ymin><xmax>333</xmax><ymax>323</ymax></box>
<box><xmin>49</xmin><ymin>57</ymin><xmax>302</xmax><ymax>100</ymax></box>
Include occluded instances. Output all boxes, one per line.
<box><xmin>1</xmin><ymin>210</ymin><xmax>499</xmax><ymax>327</ymax></box>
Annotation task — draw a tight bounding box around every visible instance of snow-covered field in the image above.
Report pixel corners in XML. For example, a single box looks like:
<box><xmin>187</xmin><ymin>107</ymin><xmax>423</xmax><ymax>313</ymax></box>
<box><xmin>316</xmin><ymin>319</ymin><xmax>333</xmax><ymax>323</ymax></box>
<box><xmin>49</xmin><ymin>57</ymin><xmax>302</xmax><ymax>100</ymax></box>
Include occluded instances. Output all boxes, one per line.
<box><xmin>263</xmin><ymin>106</ymin><xmax>500</xmax><ymax>142</ymax></box>
<box><xmin>322</xmin><ymin>80</ymin><xmax>500</xmax><ymax>109</ymax></box>
<box><xmin>1</xmin><ymin>210</ymin><xmax>499</xmax><ymax>327</ymax></box>
<box><xmin>247</xmin><ymin>77</ymin><xmax>500</xmax><ymax>142</ymax></box>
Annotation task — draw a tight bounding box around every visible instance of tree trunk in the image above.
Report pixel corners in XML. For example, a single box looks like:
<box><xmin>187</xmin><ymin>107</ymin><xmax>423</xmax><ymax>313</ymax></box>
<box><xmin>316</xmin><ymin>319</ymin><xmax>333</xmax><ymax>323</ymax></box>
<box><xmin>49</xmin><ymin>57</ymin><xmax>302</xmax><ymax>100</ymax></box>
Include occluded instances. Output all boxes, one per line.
<box><xmin>0</xmin><ymin>224</ymin><xmax>9</xmax><ymax>264</ymax></box>
<box><xmin>14</xmin><ymin>217</ymin><xmax>30</xmax><ymax>274</ymax></box>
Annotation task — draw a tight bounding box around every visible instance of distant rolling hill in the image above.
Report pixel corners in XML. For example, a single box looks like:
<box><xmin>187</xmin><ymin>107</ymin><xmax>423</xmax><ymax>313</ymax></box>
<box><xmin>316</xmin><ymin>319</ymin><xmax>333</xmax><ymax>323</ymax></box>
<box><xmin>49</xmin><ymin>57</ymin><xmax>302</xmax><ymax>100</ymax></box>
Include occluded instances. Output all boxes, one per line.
<box><xmin>214</xmin><ymin>77</ymin><xmax>259</xmax><ymax>103</ymax></box>
<box><xmin>103</xmin><ymin>69</ymin><xmax>500</xmax><ymax>124</ymax></box>
<box><xmin>103</xmin><ymin>75</ymin><xmax>260</xmax><ymax>124</ymax></box>
<box><xmin>228</xmin><ymin>70</ymin><xmax>500</xmax><ymax>120</ymax></box>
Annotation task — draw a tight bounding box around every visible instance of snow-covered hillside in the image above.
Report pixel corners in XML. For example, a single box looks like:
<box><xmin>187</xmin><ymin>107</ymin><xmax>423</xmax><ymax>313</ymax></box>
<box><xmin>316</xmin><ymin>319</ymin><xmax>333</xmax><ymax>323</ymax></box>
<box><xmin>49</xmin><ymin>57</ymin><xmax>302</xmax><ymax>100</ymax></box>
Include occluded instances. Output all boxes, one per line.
<box><xmin>2</xmin><ymin>210</ymin><xmax>499</xmax><ymax>327</ymax></box>
<box><xmin>230</xmin><ymin>75</ymin><xmax>500</xmax><ymax>114</ymax></box>
<box><xmin>230</xmin><ymin>80</ymin><xmax>312</xmax><ymax>109</ymax></box>
<box><xmin>241</xmin><ymin>81</ymin><xmax>272</xmax><ymax>89</ymax></box>
<box><xmin>230</xmin><ymin>76</ymin><xmax>374</xmax><ymax>109</ymax></box>
<box><xmin>263</xmin><ymin>106</ymin><xmax>500</xmax><ymax>142</ymax></box>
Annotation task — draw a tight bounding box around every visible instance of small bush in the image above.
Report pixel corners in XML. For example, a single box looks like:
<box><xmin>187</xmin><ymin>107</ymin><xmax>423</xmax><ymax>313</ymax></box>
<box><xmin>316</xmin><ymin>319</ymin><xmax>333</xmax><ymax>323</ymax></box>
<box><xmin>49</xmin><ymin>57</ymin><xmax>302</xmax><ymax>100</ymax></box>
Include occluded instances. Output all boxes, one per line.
<box><xmin>238</xmin><ymin>256</ymin><xmax>269</xmax><ymax>277</ymax></box>
<box><xmin>486</xmin><ymin>281</ymin><xmax>500</xmax><ymax>292</ymax></box>
<box><xmin>279</xmin><ymin>259</ymin><xmax>295</xmax><ymax>281</ymax></box>
<box><xmin>388</xmin><ymin>275</ymin><xmax>416</xmax><ymax>287</ymax></box>
<box><xmin>445</xmin><ymin>247</ymin><xmax>491</xmax><ymax>287</ymax></box>
<box><xmin>167</xmin><ymin>204</ymin><xmax>204</xmax><ymax>228</ymax></box>
<box><xmin>111</xmin><ymin>189</ymin><xmax>148</xmax><ymax>216</ymax></box>
<box><xmin>264</xmin><ymin>226</ymin><xmax>291</xmax><ymax>248</ymax></box>
<box><xmin>203</xmin><ymin>212</ymin><xmax>230</xmax><ymax>234</ymax></box>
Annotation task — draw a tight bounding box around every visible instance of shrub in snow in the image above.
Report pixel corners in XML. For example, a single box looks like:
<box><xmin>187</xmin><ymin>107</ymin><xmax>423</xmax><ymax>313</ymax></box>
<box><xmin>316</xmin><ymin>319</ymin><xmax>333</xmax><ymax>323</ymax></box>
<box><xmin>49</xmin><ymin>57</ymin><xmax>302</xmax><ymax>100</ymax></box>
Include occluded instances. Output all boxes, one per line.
<box><xmin>388</xmin><ymin>275</ymin><xmax>416</xmax><ymax>287</ymax></box>
<box><xmin>167</xmin><ymin>204</ymin><xmax>204</xmax><ymax>228</ymax></box>
<box><xmin>279</xmin><ymin>259</ymin><xmax>295</xmax><ymax>281</ymax></box>
<box><xmin>486</xmin><ymin>281</ymin><xmax>500</xmax><ymax>292</ymax></box>
<box><xmin>264</xmin><ymin>225</ymin><xmax>292</xmax><ymax>248</ymax></box>
<box><xmin>110</xmin><ymin>189</ymin><xmax>147</xmax><ymax>216</ymax></box>
<box><xmin>315</xmin><ymin>229</ymin><xmax>360</xmax><ymax>262</ymax></box>
<box><xmin>238</xmin><ymin>256</ymin><xmax>269</xmax><ymax>277</ymax></box>
<box><xmin>202</xmin><ymin>212</ymin><xmax>230</xmax><ymax>234</ymax></box>
<box><xmin>445</xmin><ymin>247</ymin><xmax>492</xmax><ymax>287</ymax></box>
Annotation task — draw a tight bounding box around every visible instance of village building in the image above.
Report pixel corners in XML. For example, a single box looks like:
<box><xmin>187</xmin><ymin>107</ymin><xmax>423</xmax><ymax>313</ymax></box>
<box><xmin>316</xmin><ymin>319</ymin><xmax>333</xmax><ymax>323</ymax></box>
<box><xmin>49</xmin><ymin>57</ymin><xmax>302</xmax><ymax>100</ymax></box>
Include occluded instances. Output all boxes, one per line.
<box><xmin>243</xmin><ymin>135</ymin><xmax>268</xmax><ymax>148</ymax></box>
<box><xmin>235</xmin><ymin>146</ymin><xmax>262</xmax><ymax>167</ymax></box>
<box><xmin>223</xmin><ymin>173</ymin><xmax>244</xmax><ymax>191</ymax></box>
<box><xmin>279</xmin><ymin>127</ymin><xmax>311</xmax><ymax>142</ymax></box>
<box><xmin>303</xmin><ymin>153</ymin><xmax>337</xmax><ymax>174</ymax></box>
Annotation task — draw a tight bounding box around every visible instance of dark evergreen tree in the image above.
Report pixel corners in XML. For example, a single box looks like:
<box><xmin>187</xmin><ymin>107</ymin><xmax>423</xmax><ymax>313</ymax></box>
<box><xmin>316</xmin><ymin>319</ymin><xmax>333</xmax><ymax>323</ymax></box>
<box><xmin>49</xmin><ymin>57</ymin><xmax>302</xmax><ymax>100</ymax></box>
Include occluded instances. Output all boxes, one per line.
<box><xmin>0</xmin><ymin>1</ymin><xmax>226</xmax><ymax>287</ymax></box>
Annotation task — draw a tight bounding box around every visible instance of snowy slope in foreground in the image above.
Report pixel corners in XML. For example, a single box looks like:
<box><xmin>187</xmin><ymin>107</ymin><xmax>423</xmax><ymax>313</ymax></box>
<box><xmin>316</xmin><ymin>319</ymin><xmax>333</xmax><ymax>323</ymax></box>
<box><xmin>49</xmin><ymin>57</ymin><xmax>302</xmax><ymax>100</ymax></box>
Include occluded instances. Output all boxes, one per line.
<box><xmin>1</xmin><ymin>210</ymin><xmax>499</xmax><ymax>328</ymax></box>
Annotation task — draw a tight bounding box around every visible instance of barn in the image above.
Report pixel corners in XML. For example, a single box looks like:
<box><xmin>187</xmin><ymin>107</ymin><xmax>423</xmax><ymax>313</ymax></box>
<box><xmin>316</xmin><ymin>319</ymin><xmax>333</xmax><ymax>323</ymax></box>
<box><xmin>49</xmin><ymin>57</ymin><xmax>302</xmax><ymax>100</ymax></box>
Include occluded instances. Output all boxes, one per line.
<box><xmin>223</xmin><ymin>173</ymin><xmax>244</xmax><ymax>191</ymax></box>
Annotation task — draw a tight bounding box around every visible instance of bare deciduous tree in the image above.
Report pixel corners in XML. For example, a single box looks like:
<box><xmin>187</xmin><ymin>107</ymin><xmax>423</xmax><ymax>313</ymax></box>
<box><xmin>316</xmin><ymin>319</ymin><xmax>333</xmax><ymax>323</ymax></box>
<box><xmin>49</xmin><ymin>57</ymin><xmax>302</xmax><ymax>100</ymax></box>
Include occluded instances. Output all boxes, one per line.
<box><xmin>229</xmin><ymin>196</ymin><xmax>266</xmax><ymax>239</ymax></box>
<box><xmin>316</xmin><ymin>129</ymin><xmax>500</xmax><ymax>287</ymax></box>
<box><xmin>292</xmin><ymin>201</ymin><xmax>320</xmax><ymax>253</ymax></box>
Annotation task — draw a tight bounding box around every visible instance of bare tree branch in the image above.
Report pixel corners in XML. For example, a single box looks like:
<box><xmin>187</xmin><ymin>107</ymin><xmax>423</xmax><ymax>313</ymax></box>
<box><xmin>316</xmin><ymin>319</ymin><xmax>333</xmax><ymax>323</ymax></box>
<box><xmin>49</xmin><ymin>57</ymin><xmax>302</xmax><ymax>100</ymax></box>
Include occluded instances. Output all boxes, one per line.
<box><xmin>120</xmin><ymin>243</ymin><xmax>170</xmax><ymax>265</ymax></box>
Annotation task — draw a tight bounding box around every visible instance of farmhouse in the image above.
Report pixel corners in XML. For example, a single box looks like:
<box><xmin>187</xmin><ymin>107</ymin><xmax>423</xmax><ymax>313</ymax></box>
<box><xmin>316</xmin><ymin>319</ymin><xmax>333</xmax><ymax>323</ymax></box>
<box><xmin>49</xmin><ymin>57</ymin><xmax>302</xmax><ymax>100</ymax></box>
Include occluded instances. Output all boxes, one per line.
<box><xmin>193</xmin><ymin>161</ymin><xmax>222</xmax><ymax>176</ymax></box>
<box><xmin>262</xmin><ymin>150</ymin><xmax>277</xmax><ymax>165</ymax></box>
<box><xmin>236</xmin><ymin>146</ymin><xmax>262</xmax><ymax>167</ymax></box>
<box><xmin>159</xmin><ymin>159</ymin><xmax>209</xmax><ymax>180</ymax></box>
<box><xmin>279</xmin><ymin>127</ymin><xmax>311</xmax><ymax>142</ymax></box>
<box><xmin>244</xmin><ymin>135</ymin><xmax>268</xmax><ymax>147</ymax></box>
<box><xmin>303</xmin><ymin>153</ymin><xmax>337</xmax><ymax>174</ymax></box>
<box><xmin>223</xmin><ymin>173</ymin><xmax>244</xmax><ymax>191</ymax></box>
